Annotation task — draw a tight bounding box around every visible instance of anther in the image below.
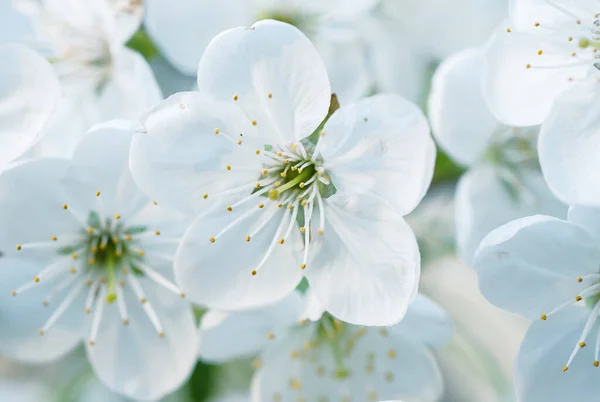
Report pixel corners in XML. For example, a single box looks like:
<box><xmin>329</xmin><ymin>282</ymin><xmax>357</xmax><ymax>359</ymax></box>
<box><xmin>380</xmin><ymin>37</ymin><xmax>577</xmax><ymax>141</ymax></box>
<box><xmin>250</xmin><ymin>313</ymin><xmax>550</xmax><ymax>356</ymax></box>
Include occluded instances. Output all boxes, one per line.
<box><xmin>577</xmin><ymin>277</ymin><xmax>583</xmax><ymax>282</ymax></box>
<box><xmin>140</xmin><ymin>298</ymin><xmax>147</xmax><ymax>304</ymax></box>
<box><xmin>246</xmin><ymin>236</ymin><xmax>251</xmax><ymax>242</ymax></box>
<box><xmin>268</xmin><ymin>93</ymin><xmax>272</xmax><ymax>99</ymax></box>
<box><xmin>87</xmin><ymin>227</ymin><xmax>94</xmax><ymax>234</ymax></box>
<box><xmin>299</xmin><ymin>182</ymin><xmax>306</xmax><ymax>188</ymax></box>
<box><xmin>123</xmin><ymin>319</ymin><xmax>130</xmax><ymax>326</ymax></box>
<box><xmin>526</xmin><ymin>64</ymin><xmax>532</xmax><ymax>69</ymax></box>
<box><xmin>255</xmin><ymin>182</ymin><xmax>261</xmax><ymax>189</ymax></box>
<box><xmin>10</xmin><ymin>290</ymin><xmax>16</xmax><ymax>296</ymax></box>
<box><xmin>300</xmin><ymin>264</ymin><xmax>306</xmax><ymax>270</ymax></box>
<box><xmin>595</xmin><ymin>361</ymin><xmax>599</xmax><ymax>367</ymax></box>
<box><xmin>318</xmin><ymin>229</ymin><xmax>324</xmax><ymax>235</ymax></box>
<box><xmin>88</xmin><ymin>340</ymin><xmax>95</xmax><ymax>346</ymax></box>
<box><xmin>63</xmin><ymin>204</ymin><xmax>68</xmax><ymax>210</ymax></box>
<box><xmin>51</xmin><ymin>235</ymin><xmax>57</xmax><ymax>241</ymax></box>
<box><xmin>279</xmin><ymin>239</ymin><xmax>285</xmax><ymax>244</ymax></box>
<box><xmin>226</xmin><ymin>165</ymin><xmax>231</xmax><ymax>170</ymax></box>
<box><xmin>562</xmin><ymin>366</ymin><xmax>569</xmax><ymax>372</ymax></box>
<box><xmin>534</xmin><ymin>22</ymin><xmax>540</xmax><ymax>27</ymax></box>
<box><xmin>70</xmin><ymin>268</ymin><xmax>77</xmax><ymax>274</ymax></box>
<box><xmin>227</xmin><ymin>206</ymin><xmax>233</xmax><ymax>212</ymax></box>
<box><xmin>154</xmin><ymin>230</ymin><xmax>161</xmax><ymax>236</ymax></box>
<box><xmin>538</xmin><ymin>50</ymin><xmax>543</xmax><ymax>55</ymax></box>
<box><xmin>233</xmin><ymin>95</ymin><xmax>238</xmax><ymax>101</ymax></box>
<box><xmin>580</xmin><ymin>342</ymin><xmax>587</xmax><ymax>348</ymax></box>
<box><xmin>96</xmin><ymin>191</ymin><xmax>101</xmax><ymax>197</ymax></box>
<box><xmin>114</xmin><ymin>214</ymin><xmax>121</xmax><ymax>220</ymax></box>
<box><xmin>540</xmin><ymin>314</ymin><xmax>547</xmax><ymax>320</ymax></box>
<box><xmin>39</xmin><ymin>329</ymin><xmax>45</xmax><ymax>336</ymax></box>
<box><xmin>251</xmin><ymin>269</ymin><xmax>257</xmax><ymax>276</ymax></box>
<box><xmin>209</xmin><ymin>237</ymin><xmax>216</xmax><ymax>243</ymax></box>
<box><xmin>16</xmin><ymin>245</ymin><xmax>21</xmax><ymax>251</ymax></box>
<box><xmin>576</xmin><ymin>296</ymin><xmax>583</xmax><ymax>301</ymax></box>
<box><xmin>214</xmin><ymin>128</ymin><xmax>220</xmax><ymax>135</ymax></box>
<box><xmin>252</xmin><ymin>120</ymin><xmax>257</xmax><ymax>126</ymax></box>
<box><xmin>258</xmin><ymin>203</ymin><xmax>265</xmax><ymax>209</ymax></box>
<box><xmin>85</xmin><ymin>308</ymin><xmax>91</xmax><ymax>314</ymax></box>
<box><xmin>203</xmin><ymin>193</ymin><xmax>208</xmax><ymax>199</ymax></box>
<box><xmin>506</xmin><ymin>28</ymin><xmax>511</xmax><ymax>32</ymax></box>
<box><xmin>34</xmin><ymin>276</ymin><xmax>40</xmax><ymax>283</ymax></box>
<box><xmin>153</xmin><ymin>201</ymin><xmax>158</xmax><ymax>205</ymax></box>
<box><xmin>267</xmin><ymin>332</ymin><xmax>276</xmax><ymax>340</ymax></box>
<box><xmin>72</xmin><ymin>253</ymin><xmax>78</xmax><ymax>260</ymax></box>
<box><xmin>158</xmin><ymin>332</ymin><xmax>165</xmax><ymax>338</ymax></box>
<box><xmin>255</xmin><ymin>150</ymin><xmax>261</xmax><ymax>155</ymax></box>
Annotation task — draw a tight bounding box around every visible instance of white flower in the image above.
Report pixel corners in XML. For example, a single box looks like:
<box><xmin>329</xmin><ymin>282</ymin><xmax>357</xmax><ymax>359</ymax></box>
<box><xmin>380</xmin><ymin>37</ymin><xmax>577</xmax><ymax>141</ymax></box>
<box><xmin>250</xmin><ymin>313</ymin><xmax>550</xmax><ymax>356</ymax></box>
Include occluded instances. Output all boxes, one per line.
<box><xmin>473</xmin><ymin>207</ymin><xmax>600</xmax><ymax>402</ymax></box>
<box><xmin>428</xmin><ymin>47</ymin><xmax>566</xmax><ymax>263</ymax></box>
<box><xmin>144</xmin><ymin>0</ymin><xmax>375</xmax><ymax>103</ymax></box>
<box><xmin>537</xmin><ymin>77</ymin><xmax>600</xmax><ymax>206</ymax></box>
<box><xmin>3</xmin><ymin>0</ymin><xmax>162</xmax><ymax>158</ymax></box>
<box><xmin>483</xmin><ymin>0</ymin><xmax>600</xmax><ymax>126</ymax></box>
<box><xmin>0</xmin><ymin>122</ymin><xmax>197</xmax><ymax>401</ymax></box>
<box><xmin>130</xmin><ymin>20</ymin><xmax>435</xmax><ymax>326</ymax></box>
<box><xmin>0</xmin><ymin>43</ymin><xmax>61</xmax><ymax>170</ymax></box>
<box><xmin>199</xmin><ymin>292</ymin><xmax>451</xmax><ymax>402</ymax></box>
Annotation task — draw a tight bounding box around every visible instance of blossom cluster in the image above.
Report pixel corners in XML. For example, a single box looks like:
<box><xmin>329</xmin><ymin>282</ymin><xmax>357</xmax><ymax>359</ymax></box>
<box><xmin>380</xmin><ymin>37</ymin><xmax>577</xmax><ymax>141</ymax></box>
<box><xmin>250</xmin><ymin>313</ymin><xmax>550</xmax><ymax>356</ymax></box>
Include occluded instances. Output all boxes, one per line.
<box><xmin>0</xmin><ymin>0</ymin><xmax>593</xmax><ymax>402</ymax></box>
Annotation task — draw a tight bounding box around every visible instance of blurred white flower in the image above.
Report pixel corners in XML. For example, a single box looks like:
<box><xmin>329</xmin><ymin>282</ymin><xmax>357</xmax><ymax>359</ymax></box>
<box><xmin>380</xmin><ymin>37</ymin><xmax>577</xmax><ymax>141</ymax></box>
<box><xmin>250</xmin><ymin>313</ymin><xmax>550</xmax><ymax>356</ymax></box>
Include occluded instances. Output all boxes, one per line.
<box><xmin>199</xmin><ymin>291</ymin><xmax>451</xmax><ymax>402</ymax></box>
<box><xmin>0</xmin><ymin>43</ymin><xmax>60</xmax><ymax>170</ymax></box>
<box><xmin>1</xmin><ymin>0</ymin><xmax>162</xmax><ymax>158</ymax></box>
<box><xmin>483</xmin><ymin>0</ymin><xmax>599</xmax><ymax>126</ymax></box>
<box><xmin>428</xmin><ymin>47</ymin><xmax>566</xmax><ymax>263</ymax></box>
<box><xmin>537</xmin><ymin>77</ymin><xmax>600</xmax><ymax>207</ymax></box>
<box><xmin>474</xmin><ymin>208</ymin><xmax>600</xmax><ymax>402</ymax></box>
<box><xmin>130</xmin><ymin>20</ymin><xmax>435</xmax><ymax>326</ymax></box>
<box><xmin>0</xmin><ymin>122</ymin><xmax>197</xmax><ymax>401</ymax></box>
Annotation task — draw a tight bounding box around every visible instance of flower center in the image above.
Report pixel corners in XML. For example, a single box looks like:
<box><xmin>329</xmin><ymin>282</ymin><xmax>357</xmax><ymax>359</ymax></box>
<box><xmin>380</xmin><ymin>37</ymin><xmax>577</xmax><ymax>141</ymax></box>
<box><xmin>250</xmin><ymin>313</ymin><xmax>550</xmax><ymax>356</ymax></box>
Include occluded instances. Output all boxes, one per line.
<box><xmin>539</xmin><ymin>273</ymin><xmax>600</xmax><ymax>371</ymax></box>
<box><xmin>10</xmin><ymin>194</ymin><xmax>184</xmax><ymax>345</ymax></box>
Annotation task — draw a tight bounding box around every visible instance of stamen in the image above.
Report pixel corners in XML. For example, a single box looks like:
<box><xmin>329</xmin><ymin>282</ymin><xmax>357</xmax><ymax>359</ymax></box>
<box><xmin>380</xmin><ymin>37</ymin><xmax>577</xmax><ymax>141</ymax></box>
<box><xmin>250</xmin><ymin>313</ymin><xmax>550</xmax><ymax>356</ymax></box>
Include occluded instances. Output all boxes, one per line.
<box><xmin>84</xmin><ymin>279</ymin><xmax>100</xmax><ymax>314</ymax></box>
<box><xmin>316</xmin><ymin>192</ymin><xmax>325</xmax><ymax>234</ymax></box>
<box><xmin>229</xmin><ymin>182</ymin><xmax>276</xmax><ymax>209</ymax></box>
<box><xmin>135</xmin><ymin>261</ymin><xmax>185</xmax><ymax>298</ymax></box>
<box><xmin>115</xmin><ymin>284</ymin><xmax>129</xmax><ymax>325</ymax></box>
<box><xmin>40</xmin><ymin>278</ymin><xmax>87</xmax><ymax>335</ymax></box>
<box><xmin>250</xmin><ymin>209</ymin><xmax>290</xmax><ymax>275</ymax></box>
<box><xmin>594</xmin><ymin>328</ymin><xmax>600</xmax><ymax>367</ymax></box>
<box><xmin>214</xmin><ymin>205</ymin><xmax>263</xmax><ymax>241</ymax></box>
<box><xmin>89</xmin><ymin>286</ymin><xmax>106</xmax><ymax>345</ymax></box>
<box><xmin>42</xmin><ymin>273</ymin><xmax>79</xmax><ymax>306</ymax></box>
<box><xmin>563</xmin><ymin>299</ymin><xmax>600</xmax><ymax>371</ymax></box>
<box><xmin>281</xmin><ymin>201</ymin><xmax>300</xmax><ymax>242</ymax></box>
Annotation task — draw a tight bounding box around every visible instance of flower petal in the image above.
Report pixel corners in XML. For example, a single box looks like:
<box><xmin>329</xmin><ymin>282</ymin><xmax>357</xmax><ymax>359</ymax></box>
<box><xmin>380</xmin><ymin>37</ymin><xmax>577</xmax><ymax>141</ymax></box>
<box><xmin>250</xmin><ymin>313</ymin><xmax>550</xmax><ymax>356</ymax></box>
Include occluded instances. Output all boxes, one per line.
<box><xmin>509</xmin><ymin>0</ymin><xmax>598</xmax><ymax>35</ymax></box>
<box><xmin>196</xmin><ymin>19</ymin><xmax>331</xmax><ymax>144</ymax></box>
<box><xmin>515</xmin><ymin>307</ymin><xmax>600</xmax><ymax>402</ymax></box>
<box><xmin>429</xmin><ymin>48</ymin><xmax>504</xmax><ymax>166</ymax></box>
<box><xmin>320</xmin><ymin>94</ymin><xmax>435</xmax><ymax>216</ymax></box>
<box><xmin>0</xmin><ymin>257</ymin><xmax>82</xmax><ymax>363</ymax></box>
<box><xmin>473</xmin><ymin>215</ymin><xmax>600</xmax><ymax>320</ymax></box>
<box><xmin>198</xmin><ymin>292</ymin><xmax>304</xmax><ymax>363</ymax></box>
<box><xmin>538</xmin><ymin>78</ymin><xmax>600</xmax><ymax>206</ymax></box>
<box><xmin>455</xmin><ymin>165</ymin><xmax>566</xmax><ymax>264</ymax></box>
<box><xmin>0</xmin><ymin>44</ymin><xmax>61</xmax><ymax>167</ymax></box>
<box><xmin>568</xmin><ymin>205</ymin><xmax>600</xmax><ymax>244</ymax></box>
<box><xmin>145</xmin><ymin>0</ymin><xmax>253</xmax><ymax>75</ymax></box>
<box><xmin>389</xmin><ymin>294</ymin><xmax>453</xmax><ymax>348</ymax></box>
<box><xmin>86</xmin><ymin>278</ymin><xmax>197</xmax><ymax>401</ymax></box>
<box><xmin>130</xmin><ymin>91</ymin><xmax>262</xmax><ymax>216</ymax></box>
<box><xmin>482</xmin><ymin>25</ymin><xmax>586</xmax><ymax>126</ymax></box>
<box><xmin>174</xmin><ymin>202</ymin><xmax>304</xmax><ymax>310</ymax></box>
<box><xmin>306</xmin><ymin>194</ymin><xmax>420</xmax><ymax>326</ymax></box>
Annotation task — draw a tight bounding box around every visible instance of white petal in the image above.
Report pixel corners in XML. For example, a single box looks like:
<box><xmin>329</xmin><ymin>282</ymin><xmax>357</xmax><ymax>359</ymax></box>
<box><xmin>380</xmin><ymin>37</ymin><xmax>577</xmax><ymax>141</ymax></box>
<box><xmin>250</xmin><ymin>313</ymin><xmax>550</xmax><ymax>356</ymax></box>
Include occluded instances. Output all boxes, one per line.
<box><xmin>198</xmin><ymin>292</ymin><xmax>304</xmax><ymax>363</ymax></box>
<box><xmin>568</xmin><ymin>205</ymin><xmax>600</xmax><ymax>244</ymax></box>
<box><xmin>87</xmin><ymin>279</ymin><xmax>197</xmax><ymax>401</ymax></box>
<box><xmin>196</xmin><ymin>20</ymin><xmax>332</xmax><ymax>143</ymax></box>
<box><xmin>0</xmin><ymin>257</ymin><xmax>82</xmax><ymax>363</ymax></box>
<box><xmin>509</xmin><ymin>0</ymin><xmax>598</xmax><ymax>35</ymax></box>
<box><xmin>0</xmin><ymin>44</ymin><xmax>61</xmax><ymax>167</ymax></box>
<box><xmin>389</xmin><ymin>294</ymin><xmax>453</xmax><ymax>348</ymax></box>
<box><xmin>96</xmin><ymin>48</ymin><xmax>163</xmax><ymax>121</ymax></box>
<box><xmin>473</xmin><ymin>215</ymin><xmax>600</xmax><ymax>320</ymax></box>
<box><xmin>320</xmin><ymin>94</ymin><xmax>435</xmax><ymax>216</ymax></box>
<box><xmin>65</xmin><ymin>120</ymin><xmax>145</xmax><ymax>218</ymax></box>
<box><xmin>515</xmin><ymin>307</ymin><xmax>600</xmax><ymax>402</ymax></box>
<box><xmin>174</xmin><ymin>202</ymin><xmax>304</xmax><ymax>310</ymax></box>
<box><xmin>482</xmin><ymin>25</ymin><xmax>587</xmax><ymax>126</ymax></box>
<box><xmin>252</xmin><ymin>324</ymin><xmax>443</xmax><ymax>401</ymax></box>
<box><xmin>145</xmin><ymin>0</ymin><xmax>253</xmax><ymax>75</ymax></box>
<box><xmin>306</xmin><ymin>194</ymin><xmax>420</xmax><ymax>326</ymax></box>
<box><xmin>130</xmin><ymin>91</ymin><xmax>262</xmax><ymax>216</ymax></box>
<box><xmin>538</xmin><ymin>78</ymin><xmax>600</xmax><ymax>206</ymax></box>
<box><xmin>429</xmin><ymin>48</ymin><xmax>504</xmax><ymax>166</ymax></box>
<box><xmin>455</xmin><ymin>165</ymin><xmax>566</xmax><ymax>264</ymax></box>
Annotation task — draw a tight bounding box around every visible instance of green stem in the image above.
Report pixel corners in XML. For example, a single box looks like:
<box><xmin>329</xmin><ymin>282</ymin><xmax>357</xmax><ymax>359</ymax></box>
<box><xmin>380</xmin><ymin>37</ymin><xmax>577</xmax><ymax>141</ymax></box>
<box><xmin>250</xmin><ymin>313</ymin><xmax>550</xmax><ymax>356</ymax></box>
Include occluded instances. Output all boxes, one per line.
<box><xmin>269</xmin><ymin>168</ymin><xmax>314</xmax><ymax>200</ymax></box>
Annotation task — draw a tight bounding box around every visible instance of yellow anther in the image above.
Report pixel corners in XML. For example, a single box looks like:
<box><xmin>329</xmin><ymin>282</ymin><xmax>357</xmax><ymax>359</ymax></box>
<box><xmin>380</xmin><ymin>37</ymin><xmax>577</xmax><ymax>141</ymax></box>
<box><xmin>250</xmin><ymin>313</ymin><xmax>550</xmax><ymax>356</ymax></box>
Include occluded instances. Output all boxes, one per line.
<box><xmin>576</xmin><ymin>295</ymin><xmax>583</xmax><ymax>301</ymax></box>
<box><xmin>280</xmin><ymin>172</ymin><xmax>287</xmax><ymax>178</ymax></box>
<box><xmin>85</xmin><ymin>308</ymin><xmax>91</xmax><ymax>314</ymax></box>
<box><xmin>379</xmin><ymin>328</ymin><xmax>388</xmax><ymax>337</ymax></box>
<box><xmin>16</xmin><ymin>245</ymin><xmax>21</xmax><ymax>251</ymax></box>
<box><xmin>562</xmin><ymin>365</ymin><xmax>569</xmax><ymax>372</ymax></box>
<box><xmin>158</xmin><ymin>332</ymin><xmax>165</xmax><ymax>338</ymax></box>
<box><xmin>209</xmin><ymin>237</ymin><xmax>216</xmax><ymax>243</ymax></box>
<box><xmin>138</xmin><ymin>249</ymin><xmax>145</xmax><ymax>256</ymax></box>
<box><xmin>114</xmin><ymin>214</ymin><xmax>121</xmax><ymax>220</ymax></box>
<box><xmin>317</xmin><ymin>229</ymin><xmax>324</xmax><ymax>235</ymax></box>
<box><xmin>287</xmin><ymin>205</ymin><xmax>293</xmax><ymax>210</ymax></box>
<box><xmin>300</xmin><ymin>264</ymin><xmax>306</xmax><ymax>270</ymax></box>
<box><xmin>540</xmin><ymin>314</ymin><xmax>547</xmax><ymax>320</ymax></box>
<box><xmin>214</xmin><ymin>128</ymin><xmax>220</xmax><ymax>135</ymax></box>
<box><xmin>203</xmin><ymin>193</ymin><xmax>208</xmax><ymax>199</ymax></box>
<box><xmin>535</xmin><ymin>21</ymin><xmax>540</xmax><ymax>27</ymax></box>
<box><xmin>252</xmin><ymin>359</ymin><xmax>262</xmax><ymax>369</ymax></box>
<box><xmin>268</xmin><ymin>93</ymin><xmax>272</xmax><ymax>99</ymax></box>
<box><xmin>88</xmin><ymin>340</ymin><xmax>95</xmax><ymax>346</ymax></box>
<box><xmin>385</xmin><ymin>371</ymin><xmax>394</xmax><ymax>382</ymax></box>
<box><xmin>227</xmin><ymin>206</ymin><xmax>233</xmax><ymax>212</ymax></box>
<box><xmin>154</xmin><ymin>230</ymin><xmax>161</xmax><ymax>236</ymax></box>
<box><xmin>275</xmin><ymin>181</ymin><xmax>281</xmax><ymax>187</ymax></box>
<box><xmin>290</xmin><ymin>349</ymin><xmax>300</xmax><ymax>358</ymax></box>
<box><xmin>34</xmin><ymin>277</ymin><xmax>40</xmax><ymax>283</ymax></box>
<box><xmin>258</xmin><ymin>203</ymin><xmax>265</xmax><ymax>209</ymax></box>
<box><xmin>300</xmin><ymin>227</ymin><xmax>306</xmax><ymax>233</ymax></box>
<box><xmin>267</xmin><ymin>332</ymin><xmax>276</xmax><ymax>340</ymax></box>
<box><xmin>580</xmin><ymin>342</ymin><xmax>587</xmax><ymax>348</ymax></box>
<box><xmin>538</xmin><ymin>49</ymin><xmax>543</xmax><ymax>55</ymax></box>
<box><xmin>246</xmin><ymin>236</ymin><xmax>251</xmax><ymax>242</ymax></box>
<box><xmin>112</xmin><ymin>237</ymin><xmax>119</xmax><ymax>243</ymax></box>
<box><xmin>506</xmin><ymin>27</ymin><xmax>512</xmax><ymax>32</ymax></box>
<box><xmin>526</xmin><ymin>63</ymin><xmax>532</xmax><ymax>69</ymax></box>
<box><xmin>279</xmin><ymin>239</ymin><xmax>285</xmax><ymax>244</ymax></box>
<box><xmin>262</xmin><ymin>169</ymin><xmax>269</xmax><ymax>175</ymax></box>
<box><xmin>299</xmin><ymin>182</ymin><xmax>305</xmax><ymax>188</ymax></box>
<box><xmin>255</xmin><ymin>150</ymin><xmax>261</xmax><ymax>155</ymax></box>
<box><xmin>63</xmin><ymin>204</ymin><xmax>68</xmax><ymax>210</ymax></box>
<box><xmin>179</xmin><ymin>293</ymin><xmax>185</xmax><ymax>299</ymax></box>
<box><xmin>237</xmin><ymin>140</ymin><xmax>243</xmax><ymax>145</ymax></box>
<box><xmin>251</xmin><ymin>269</ymin><xmax>257</xmax><ymax>276</ymax></box>
<box><xmin>69</xmin><ymin>268</ymin><xmax>77</xmax><ymax>274</ymax></box>
<box><xmin>252</xmin><ymin>120</ymin><xmax>257</xmax><ymax>126</ymax></box>
<box><xmin>278</xmin><ymin>203</ymin><xmax>283</xmax><ymax>208</ymax></box>
<box><xmin>595</xmin><ymin>361</ymin><xmax>599</xmax><ymax>367</ymax></box>
<box><xmin>123</xmin><ymin>319</ymin><xmax>130</xmax><ymax>326</ymax></box>
<box><xmin>85</xmin><ymin>279</ymin><xmax>93</xmax><ymax>286</ymax></box>
<box><xmin>87</xmin><ymin>227</ymin><xmax>94</xmax><ymax>234</ymax></box>
<box><xmin>291</xmin><ymin>143</ymin><xmax>297</xmax><ymax>150</ymax></box>
<box><xmin>569</xmin><ymin>36</ymin><xmax>573</xmax><ymax>41</ymax></box>
<box><xmin>51</xmin><ymin>235</ymin><xmax>57</xmax><ymax>241</ymax></box>
<box><xmin>96</xmin><ymin>191</ymin><xmax>101</xmax><ymax>197</ymax></box>
<box><xmin>226</xmin><ymin>164</ymin><xmax>231</xmax><ymax>170</ymax></box>
<box><xmin>255</xmin><ymin>182</ymin><xmax>261</xmax><ymax>189</ymax></box>
<box><xmin>72</xmin><ymin>253</ymin><xmax>78</xmax><ymax>260</ymax></box>
<box><xmin>122</xmin><ymin>268</ymin><xmax>130</xmax><ymax>275</ymax></box>
<box><xmin>277</xmin><ymin>152</ymin><xmax>283</xmax><ymax>157</ymax></box>
<box><xmin>576</xmin><ymin>19</ymin><xmax>581</xmax><ymax>24</ymax></box>
<box><xmin>153</xmin><ymin>201</ymin><xmax>158</xmax><ymax>205</ymax></box>
<box><xmin>388</xmin><ymin>348</ymin><xmax>397</xmax><ymax>359</ymax></box>
<box><xmin>125</xmin><ymin>234</ymin><xmax>132</xmax><ymax>241</ymax></box>
<box><xmin>179</xmin><ymin>103</ymin><xmax>185</xmax><ymax>110</ymax></box>
<box><xmin>10</xmin><ymin>290</ymin><xmax>16</xmax><ymax>296</ymax></box>
<box><xmin>289</xmin><ymin>379</ymin><xmax>301</xmax><ymax>390</ymax></box>
<box><xmin>233</xmin><ymin>95</ymin><xmax>239</xmax><ymax>101</ymax></box>
<box><xmin>140</xmin><ymin>298</ymin><xmax>147</xmax><ymax>304</ymax></box>
<box><xmin>119</xmin><ymin>280</ymin><xmax>125</xmax><ymax>287</ymax></box>
<box><xmin>577</xmin><ymin>277</ymin><xmax>583</xmax><ymax>282</ymax></box>
<box><xmin>39</xmin><ymin>329</ymin><xmax>45</xmax><ymax>336</ymax></box>
<box><xmin>301</xmin><ymin>200</ymin><xmax>307</xmax><ymax>207</ymax></box>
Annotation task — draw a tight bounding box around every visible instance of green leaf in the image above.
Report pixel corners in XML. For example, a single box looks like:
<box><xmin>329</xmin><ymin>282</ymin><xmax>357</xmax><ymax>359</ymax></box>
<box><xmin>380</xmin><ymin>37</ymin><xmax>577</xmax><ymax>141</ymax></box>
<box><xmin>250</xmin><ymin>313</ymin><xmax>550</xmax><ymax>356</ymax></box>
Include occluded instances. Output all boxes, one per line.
<box><xmin>432</xmin><ymin>148</ymin><xmax>465</xmax><ymax>184</ymax></box>
<box><xmin>126</xmin><ymin>27</ymin><xmax>160</xmax><ymax>61</ymax></box>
